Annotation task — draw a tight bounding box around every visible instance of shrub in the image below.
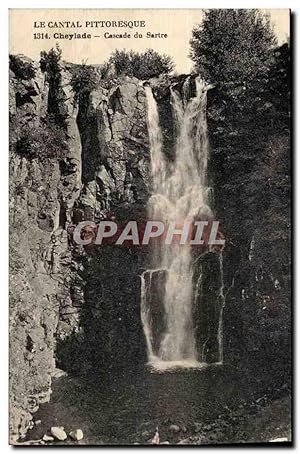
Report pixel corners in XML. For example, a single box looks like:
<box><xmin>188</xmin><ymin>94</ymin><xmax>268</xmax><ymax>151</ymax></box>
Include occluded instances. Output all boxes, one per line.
<box><xmin>40</xmin><ymin>44</ymin><xmax>62</xmax><ymax>81</ymax></box>
<box><xmin>15</xmin><ymin>117</ymin><xmax>67</xmax><ymax>160</ymax></box>
<box><xmin>9</xmin><ymin>55</ymin><xmax>36</xmax><ymax>80</ymax></box>
<box><xmin>99</xmin><ymin>61</ymin><xmax>113</xmax><ymax>79</ymax></box>
<box><xmin>70</xmin><ymin>64</ymin><xmax>101</xmax><ymax>101</ymax></box>
<box><xmin>109</xmin><ymin>49</ymin><xmax>132</xmax><ymax>77</ymax></box>
<box><xmin>108</xmin><ymin>48</ymin><xmax>174</xmax><ymax>79</ymax></box>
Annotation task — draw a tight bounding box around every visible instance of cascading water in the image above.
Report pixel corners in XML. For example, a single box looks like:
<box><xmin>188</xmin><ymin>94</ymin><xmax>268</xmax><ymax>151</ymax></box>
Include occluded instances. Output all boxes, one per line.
<box><xmin>142</xmin><ymin>78</ymin><xmax>224</xmax><ymax>370</ymax></box>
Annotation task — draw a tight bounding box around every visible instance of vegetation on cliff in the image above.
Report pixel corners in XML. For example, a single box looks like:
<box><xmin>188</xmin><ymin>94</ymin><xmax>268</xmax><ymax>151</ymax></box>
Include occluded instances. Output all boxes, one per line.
<box><xmin>190</xmin><ymin>9</ymin><xmax>290</xmax><ymax>383</ymax></box>
<box><xmin>190</xmin><ymin>10</ymin><xmax>277</xmax><ymax>84</ymax></box>
<box><xmin>108</xmin><ymin>48</ymin><xmax>174</xmax><ymax>79</ymax></box>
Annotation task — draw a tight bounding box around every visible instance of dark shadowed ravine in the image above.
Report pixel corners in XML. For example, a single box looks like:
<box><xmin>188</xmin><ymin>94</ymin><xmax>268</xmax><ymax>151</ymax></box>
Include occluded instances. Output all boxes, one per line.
<box><xmin>25</xmin><ymin>365</ymin><xmax>291</xmax><ymax>445</ymax></box>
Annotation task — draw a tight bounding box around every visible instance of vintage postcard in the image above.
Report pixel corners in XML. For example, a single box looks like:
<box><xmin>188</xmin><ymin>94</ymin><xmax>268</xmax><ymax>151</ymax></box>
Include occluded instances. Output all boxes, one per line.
<box><xmin>9</xmin><ymin>9</ymin><xmax>291</xmax><ymax>445</ymax></box>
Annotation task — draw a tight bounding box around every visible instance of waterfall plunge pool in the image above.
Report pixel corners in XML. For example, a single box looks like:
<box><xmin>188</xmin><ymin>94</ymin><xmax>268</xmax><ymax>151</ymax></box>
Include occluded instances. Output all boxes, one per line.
<box><xmin>146</xmin><ymin>358</ymin><xmax>212</xmax><ymax>373</ymax></box>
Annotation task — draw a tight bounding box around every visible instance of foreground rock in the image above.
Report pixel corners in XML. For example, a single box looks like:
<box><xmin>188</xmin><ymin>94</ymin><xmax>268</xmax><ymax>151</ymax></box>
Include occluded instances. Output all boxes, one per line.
<box><xmin>169</xmin><ymin>424</ymin><xmax>180</xmax><ymax>433</ymax></box>
<box><xmin>69</xmin><ymin>429</ymin><xmax>84</xmax><ymax>441</ymax></box>
<box><xmin>50</xmin><ymin>426</ymin><xmax>67</xmax><ymax>441</ymax></box>
<box><xmin>42</xmin><ymin>434</ymin><xmax>54</xmax><ymax>442</ymax></box>
<box><xmin>269</xmin><ymin>437</ymin><xmax>289</xmax><ymax>442</ymax></box>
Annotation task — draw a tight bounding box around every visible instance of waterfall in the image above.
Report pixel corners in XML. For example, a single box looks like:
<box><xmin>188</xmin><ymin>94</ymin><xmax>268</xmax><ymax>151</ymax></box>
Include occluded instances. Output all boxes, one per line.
<box><xmin>142</xmin><ymin>79</ymin><xmax>223</xmax><ymax>370</ymax></box>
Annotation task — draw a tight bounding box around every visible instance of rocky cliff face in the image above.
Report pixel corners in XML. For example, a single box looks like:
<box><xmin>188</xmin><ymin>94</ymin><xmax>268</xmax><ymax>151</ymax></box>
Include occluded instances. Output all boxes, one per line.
<box><xmin>56</xmin><ymin>76</ymin><xmax>151</xmax><ymax>376</ymax></box>
<box><xmin>9</xmin><ymin>56</ymin><xmax>82</xmax><ymax>441</ymax></box>
<box><xmin>9</xmin><ymin>56</ymin><xmax>150</xmax><ymax>441</ymax></box>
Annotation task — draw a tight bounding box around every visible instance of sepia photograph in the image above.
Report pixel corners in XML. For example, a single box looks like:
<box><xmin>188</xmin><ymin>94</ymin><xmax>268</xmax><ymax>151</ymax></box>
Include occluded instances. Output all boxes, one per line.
<box><xmin>9</xmin><ymin>8</ymin><xmax>291</xmax><ymax>446</ymax></box>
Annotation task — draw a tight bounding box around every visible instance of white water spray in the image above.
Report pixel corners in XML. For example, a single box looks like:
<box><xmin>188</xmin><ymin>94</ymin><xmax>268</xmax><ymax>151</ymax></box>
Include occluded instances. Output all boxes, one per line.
<box><xmin>142</xmin><ymin>79</ymin><xmax>222</xmax><ymax>369</ymax></box>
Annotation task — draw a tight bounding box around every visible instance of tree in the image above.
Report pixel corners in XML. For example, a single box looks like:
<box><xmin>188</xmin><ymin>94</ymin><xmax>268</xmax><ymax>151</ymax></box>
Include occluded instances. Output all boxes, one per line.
<box><xmin>70</xmin><ymin>64</ymin><xmax>101</xmax><ymax>102</ymax></box>
<box><xmin>40</xmin><ymin>45</ymin><xmax>66</xmax><ymax>126</ymax></box>
<box><xmin>109</xmin><ymin>49</ymin><xmax>133</xmax><ymax>77</ymax></box>
<box><xmin>108</xmin><ymin>48</ymin><xmax>174</xmax><ymax>79</ymax></box>
<box><xmin>190</xmin><ymin>9</ymin><xmax>277</xmax><ymax>83</ymax></box>
<box><xmin>40</xmin><ymin>43</ymin><xmax>62</xmax><ymax>82</ymax></box>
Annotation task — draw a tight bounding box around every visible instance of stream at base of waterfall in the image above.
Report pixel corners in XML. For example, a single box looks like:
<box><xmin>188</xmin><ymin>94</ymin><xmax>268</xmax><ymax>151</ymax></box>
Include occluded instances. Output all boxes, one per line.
<box><xmin>141</xmin><ymin>77</ymin><xmax>225</xmax><ymax>370</ymax></box>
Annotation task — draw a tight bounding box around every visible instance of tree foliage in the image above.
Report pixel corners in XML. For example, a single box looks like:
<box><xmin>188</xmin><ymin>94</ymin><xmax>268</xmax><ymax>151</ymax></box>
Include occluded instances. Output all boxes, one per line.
<box><xmin>108</xmin><ymin>48</ymin><xmax>174</xmax><ymax>79</ymax></box>
<box><xmin>40</xmin><ymin>44</ymin><xmax>62</xmax><ymax>82</ymax></box>
<box><xmin>15</xmin><ymin>117</ymin><xmax>66</xmax><ymax>161</ymax></box>
<box><xmin>70</xmin><ymin>64</ymin><xmax>101</xmax><ymax>101</ymax></box>
<box><xmin>9</xmin><ymin>55</ymin><xmax>36</xmax><ymax>80</ymax></box>
<box><xmin>40</xmin><ymin>45</ymin><xmax>68</xmax><ymax>126</ymax></box>
<box><xmin>190</xmin><ymin>9</ymin><xmax>277</xmax><ymax>83</ymax></box>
